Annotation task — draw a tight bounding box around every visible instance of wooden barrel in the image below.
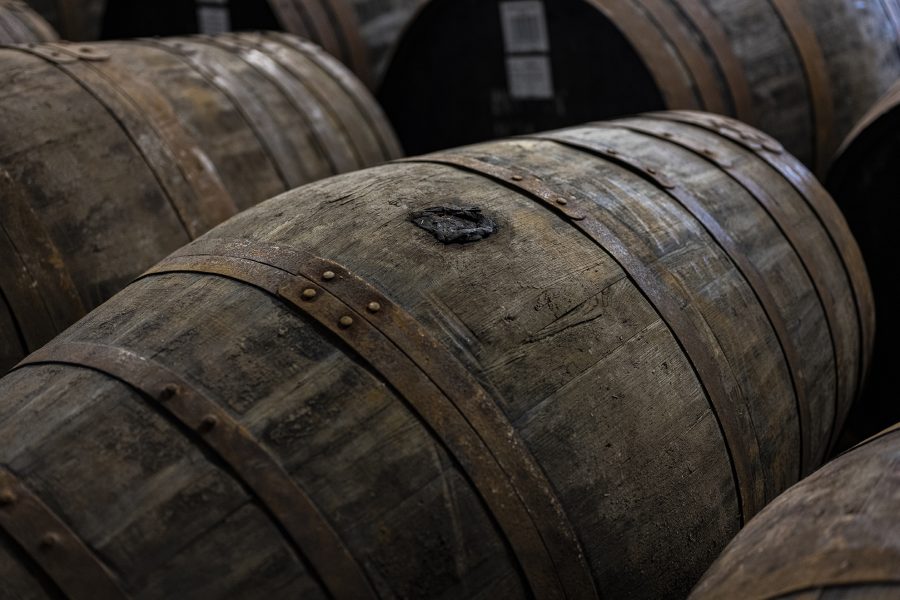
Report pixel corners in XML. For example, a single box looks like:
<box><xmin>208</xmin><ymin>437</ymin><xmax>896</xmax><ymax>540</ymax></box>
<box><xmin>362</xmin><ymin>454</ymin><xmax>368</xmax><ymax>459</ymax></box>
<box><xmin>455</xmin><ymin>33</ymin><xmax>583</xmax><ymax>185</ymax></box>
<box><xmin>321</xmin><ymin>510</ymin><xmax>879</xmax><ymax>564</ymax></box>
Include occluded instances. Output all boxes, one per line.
<box><xmin>826</xmin><ymin>81</ymin><xmax>900</xmax><ymax>445</ymax></box>
<box><xmin>0</xmin><ymin>0</ymin><xmax>57</xmax><ymax>43</ymax></box>
<box><xmin>0</xmin><ymin>32</ymin><xmax>401</xmax><ymax>374</ymax></box>
<box><xmin>0</xmin><ymin>112</ymin><xmax>871</xmax><ymax>599</ymax></box>
<box><xmin>690</xmin><ymin>423</ymin><xmax>900</xmax><ymax>599</ymax></box>
<box><xmin>343</xmin><ymin>0</ymin><xmax>424</xmax><ymax>81</ymax></box>
<box><xmin>100</xmin><ymin>0</ymin><xmax>377</xmax><ymax>84</ymax></box>
<box><xmin>378</xmin><ymin>0</ymin><xmax>900</xmax><ymax>174</ymax></box>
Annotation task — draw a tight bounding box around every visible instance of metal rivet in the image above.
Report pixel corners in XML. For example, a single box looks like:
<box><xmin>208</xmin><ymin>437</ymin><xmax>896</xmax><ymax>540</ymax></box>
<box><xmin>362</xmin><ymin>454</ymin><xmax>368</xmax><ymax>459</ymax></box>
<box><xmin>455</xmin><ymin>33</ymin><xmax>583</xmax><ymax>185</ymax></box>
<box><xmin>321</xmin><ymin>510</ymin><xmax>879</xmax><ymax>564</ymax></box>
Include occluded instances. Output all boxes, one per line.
<box><xmin>322</xmin><ymin>271</ymin><xmax>336</xmax><ymax>281</ymax></box>
<box><xmin>607</xmin><ymin>148</ymin><xmax>618</xmax><ymax>155</ymax></box>
<box><xmin>0</xmin><ymin>489</ymin><xmax>16</xmax><ymax>506</ymax></box>
<box><xmin>646</xmin><ymin>167</ymin><xmax>657</xmax><ymax>175</ymax></box>
<box><xmin>50</xmin><ymin>51</ymin><xmax>60</xmax><ymax>57</ymax></box>
<box><xmin>367</xmin><ymin>302</ymin><xmax>382</xmax><ymax>313</ymax></box>
<box><xmin>198</xmin><ymin>415</ymin><xmax>218</xmax><ymax>433</ymax></box>
<box><xmin>81</xmin><ymin>47</ymin><xmax>92</xmax><ymax>53</ymax></box>
<box><xmin>661</xmin><ymin>132</ymin><xmax>674</xmax><ymax>139</ymax></box>
<box><xmin>511</xmin><ymin>175</ymin><xmax>523</xmax><ymax>181</ymax></box>
<box><xmin>702</xmin><ymin>149</ymin><xmax>715</xmax><ymax>157</ymax></box>
<box><xmin>555</xmin><ymin>197</ymin><xmax>568</xmax><ymax>206</ymax></box>
<box><xmin>301</xmin><ymin>288</ymin><xmax>318</xmax><ymax>300</ymax></box>
<box><xmin>39</xmin><ymin>533</ymin><xmax>59</xmax><ymax>550</ymax></box>
<box><xmin>158</xmin><ymin>384</ymin><xmax>179</xmax><ymax>402</ymax></box>
<box><xmin>339</xmin><ymin>316</ymin><xmax>354</xmax><ymax>328</ymax></box>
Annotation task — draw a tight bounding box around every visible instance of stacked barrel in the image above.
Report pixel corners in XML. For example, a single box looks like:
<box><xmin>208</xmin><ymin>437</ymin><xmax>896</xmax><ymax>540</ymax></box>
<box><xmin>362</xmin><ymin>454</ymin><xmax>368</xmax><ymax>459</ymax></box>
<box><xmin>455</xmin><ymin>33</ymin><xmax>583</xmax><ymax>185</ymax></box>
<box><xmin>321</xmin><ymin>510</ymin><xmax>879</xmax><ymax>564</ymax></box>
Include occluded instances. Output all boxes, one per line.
<box><xmin>1</xmin><ymin>0</ymin><xmax>898</xmax><ymax>598</ymax></box>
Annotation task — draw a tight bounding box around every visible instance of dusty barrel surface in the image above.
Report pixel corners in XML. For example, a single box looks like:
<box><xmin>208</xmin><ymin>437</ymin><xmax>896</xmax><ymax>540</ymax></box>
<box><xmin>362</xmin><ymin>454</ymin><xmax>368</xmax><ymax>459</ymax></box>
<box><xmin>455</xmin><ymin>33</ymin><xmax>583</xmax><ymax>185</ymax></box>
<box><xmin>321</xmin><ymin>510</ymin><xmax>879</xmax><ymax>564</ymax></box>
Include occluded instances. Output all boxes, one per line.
<box><xmin>0</xmin><ymin>112</ymin><xmax>870</xmax><ymax>599</ymax></box>
<box><xmin>827</xmin><ymin>81</ymin><xmax>900</xmax><ymax>444</ymax></box>
<box><xmin>0</xmin><ymin>0</ymin><xmax>57</xmax><ymax>43</ymax></box>
<box><xmin>690</xmin><ymin>423</ymin><xmax>900</xmax><ymax>599</ymax></box>
<box><xmin>379</xmin><ymin>0</ymin><xmax>900</xmax><ymax>173</ymax></box>
<box><xmin>23</xmin><ymin>0</ymin><xmax>104</xmax><ymax>40</ymax></box>
<box><xmin>0</xmin><ymin>31</ymin><xmax>401</xmax><ymax>373</ymax></box>
<box><xmin>101</xmin><ymin>0</ymin><xmax>378</xmax><ymax>84</ymax></box>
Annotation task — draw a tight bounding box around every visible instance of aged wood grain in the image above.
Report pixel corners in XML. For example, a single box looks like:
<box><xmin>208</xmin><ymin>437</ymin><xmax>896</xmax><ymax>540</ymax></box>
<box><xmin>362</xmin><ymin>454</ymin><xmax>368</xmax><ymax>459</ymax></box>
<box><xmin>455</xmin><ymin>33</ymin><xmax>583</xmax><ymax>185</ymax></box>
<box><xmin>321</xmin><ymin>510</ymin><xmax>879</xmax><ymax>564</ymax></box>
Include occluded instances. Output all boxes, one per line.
<box><xmin>0</xmin><ymin>0</ymin><xmax>56</xmax><ymax>43</ymax></box>
<box><xmin>0</xmin><ymin>114</ymin><xmax>870</xmax><ymax>598</ymax></box>
<box><xmin>0</xmin><ymin>32</ymin><xmax>400</xmax><ymax>373</ymax></box>
<box><xmin>689</xmin><ymin>425</ymin><xmax>900</xmax><ymax>599</ymax></box>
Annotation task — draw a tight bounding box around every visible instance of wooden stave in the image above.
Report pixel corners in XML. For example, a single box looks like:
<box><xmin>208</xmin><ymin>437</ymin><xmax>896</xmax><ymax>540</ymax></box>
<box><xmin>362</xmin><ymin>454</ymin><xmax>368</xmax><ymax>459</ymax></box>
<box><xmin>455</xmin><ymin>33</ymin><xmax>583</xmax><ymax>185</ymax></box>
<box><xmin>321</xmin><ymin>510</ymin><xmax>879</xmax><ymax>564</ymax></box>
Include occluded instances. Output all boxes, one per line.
<box><xmin>689</xmin><ymin>425</ymin><xmax>900</xmax><ymax>600</ymax></box>
<box><xmin>0</xmin><ymin>115</ymin><xmax>869</xmax><ymax>598</ymax></box>
<box><xmin>0</xmin><ymin>0</ymin><xmax>57</xmax><ymax>43</ymax></box>
<box><xmin>0</xmin><ymin>32</ymin><xmax>400</xmax><ymax>373</ymax></box>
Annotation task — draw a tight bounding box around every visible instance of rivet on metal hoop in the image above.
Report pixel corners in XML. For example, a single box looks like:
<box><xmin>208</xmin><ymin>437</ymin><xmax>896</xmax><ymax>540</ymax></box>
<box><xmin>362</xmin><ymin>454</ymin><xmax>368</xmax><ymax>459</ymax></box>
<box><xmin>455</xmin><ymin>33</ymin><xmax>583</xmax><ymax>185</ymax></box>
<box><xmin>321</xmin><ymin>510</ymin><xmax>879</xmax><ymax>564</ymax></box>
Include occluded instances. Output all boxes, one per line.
<box><xmin>339</xmin><ymin>316</ymin><xmax>354</xmax><ymax>329</ymax></box>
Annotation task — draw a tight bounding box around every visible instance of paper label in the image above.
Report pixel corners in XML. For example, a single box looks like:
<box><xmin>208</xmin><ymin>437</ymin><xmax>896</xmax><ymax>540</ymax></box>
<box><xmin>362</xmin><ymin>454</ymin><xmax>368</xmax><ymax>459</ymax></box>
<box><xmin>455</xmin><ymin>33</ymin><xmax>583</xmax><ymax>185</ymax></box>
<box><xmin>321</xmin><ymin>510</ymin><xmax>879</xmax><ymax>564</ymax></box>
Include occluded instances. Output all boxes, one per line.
<box><xmin>506</xmin><ymin>56</ymin><xmax>554</xmax><ymax>100</ymax></box>
<box><xmin>499</xmin><ymin>1</ymin><xmax>550</xmax><ymax>54</ymax></box>
<box><xmin>197</xmin><ymin>3</ymin><xmax>231</xmax><ymax>35</ymax></box>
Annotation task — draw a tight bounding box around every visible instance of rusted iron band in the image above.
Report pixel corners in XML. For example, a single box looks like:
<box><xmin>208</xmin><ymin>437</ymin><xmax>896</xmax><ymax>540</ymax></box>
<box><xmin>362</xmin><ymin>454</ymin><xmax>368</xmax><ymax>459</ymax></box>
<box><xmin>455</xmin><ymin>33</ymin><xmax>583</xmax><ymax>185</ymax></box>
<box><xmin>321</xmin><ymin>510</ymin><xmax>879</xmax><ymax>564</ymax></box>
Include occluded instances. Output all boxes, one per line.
<box><xmin>534</xmin><ymin>126</ymin><xmax>813</xmax><ymax>477</ymax></box>
<box><xmin>0</xmin><ymin>169</ymin><xmax>85</xmax><ymax>354</ymax></box>
<box><xmin>270</xmin><ymin>32</ymin><xmax>403</xmax><ymax>160</ymax></box>
<box><xmin>654</xmin><ymin>110</ymin><xmax>873</xmax><ymax>447</ymax></box>
<box><xmin>208</xmin><ymin>33</ymin><xmax>358</xmax><ymax>174</ymax></box>
<box><xmin>139</xmin><ymin>37</ymin><xmax>301</xmax><ymax>190</ymax></box>
<box><xmin>22</xmin><ymin>42</ymin><xmax>238</xmax><ymax>240</ymax></box>
<box><xmin>292</xmin><ymin>0</ymin><xmax>343</xmax><ymax>60</ymax></box>
<box><xmin>587</xmin><ymin>0</ymin><xmax>701</xmax><ymax>109</ymax></box>
<box><xmin>766</xmin><ymin>0</ymin><xmax>834</xmax><ymax>175</ymax></box>
<box><xmin>400</xmin><ymin>152</ymin><xmax>764</xmax><ymax>522</ymax></box>
<box><xmin>0</xmin><ymin>466</ymin><xmax>128</xmax><ymax>599</ymax></box>
<box><xmin>16</xmin><ymin>342</ymin><xmax>377</xmax><ymax>600</ymax></box>
<box><xmin>141</xmin><ymin>241</ymin><xmax>598</xmax><ymax>599</ymax></box>
<box><xmin>672</xmin><ymin>0</ymin><xmax>755</xmax><ymax>123</ymax></box>
<box><xmin>632</xmin><ymin>0</ymin><xmax>727</xmax><ymax>113</ymax></box>
<box><xmin>312</xmin><ymin>0</ymin><xmax>373</xmax><ymax>86</ymax></box>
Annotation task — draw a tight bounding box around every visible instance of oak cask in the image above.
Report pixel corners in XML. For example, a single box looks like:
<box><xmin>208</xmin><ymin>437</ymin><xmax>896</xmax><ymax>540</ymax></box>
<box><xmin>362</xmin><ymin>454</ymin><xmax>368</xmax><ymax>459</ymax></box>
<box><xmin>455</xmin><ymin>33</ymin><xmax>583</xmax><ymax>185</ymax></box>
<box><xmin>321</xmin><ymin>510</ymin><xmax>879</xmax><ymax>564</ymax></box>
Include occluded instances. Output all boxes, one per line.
<box><xmin>0</xmin><ymin>0</ymin><xmax>56</xmax><ymax>43</ymax></box>
<box><xmin>0</xmin><ymin>112</ymin><xmax>870</xmax><ymax>599</ymax></box>
<box><xmin>0</xmin><ymin>32</ymin><xmax>401</xmax><ymax>373</ymax></box>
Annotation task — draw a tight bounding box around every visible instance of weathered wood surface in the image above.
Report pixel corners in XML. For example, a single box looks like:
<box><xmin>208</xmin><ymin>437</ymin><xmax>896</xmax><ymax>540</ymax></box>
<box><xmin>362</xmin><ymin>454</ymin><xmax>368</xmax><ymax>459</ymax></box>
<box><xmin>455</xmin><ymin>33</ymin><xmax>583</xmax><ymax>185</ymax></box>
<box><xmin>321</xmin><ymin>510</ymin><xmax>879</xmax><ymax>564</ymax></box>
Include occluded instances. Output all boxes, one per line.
<box><xmin>100</xmin><ymin>0</ymin><xmax>409</xmax><ymax>85</ymax></box>
<box><xmin>690</xmin><ymin>423</ymin><xmax>900</xmax><ymax>599</ymax></box>
<box><xmin>826</xmin><ymin>80</ymin><xmax>900</xmax><ymax>445</ymax></box>
<box><xmin>379</xmin><ymin>0</ymin><xmax>900</xmax><ymax>173</ymax></box>
<box><xmin>23</xmin><ymin>0</ymin><xmax>104</xmax><ymax>40</ymax></box>
<box><xmin>0</xmin><ymin>32</ymin><xmax>400</xmax><ymax>373</ymax></box>
<box><xmin>0</xmin><ymin>0</ymin><xmax>57</xmax><ymax>43</ymax></box>
<box><xmin>0</xmin><ymin>113</ymin><xmax>871</xmax><ymax>599</ymax></box>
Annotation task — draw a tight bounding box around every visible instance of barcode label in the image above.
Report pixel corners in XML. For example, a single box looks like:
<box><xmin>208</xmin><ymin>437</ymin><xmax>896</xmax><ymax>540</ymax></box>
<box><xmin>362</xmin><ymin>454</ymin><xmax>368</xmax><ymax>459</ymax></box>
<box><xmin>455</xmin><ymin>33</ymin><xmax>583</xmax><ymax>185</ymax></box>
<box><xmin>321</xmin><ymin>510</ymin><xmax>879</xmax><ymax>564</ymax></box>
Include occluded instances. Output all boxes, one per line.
<box><xmin>506</xmin><ymin>56</ymin><xmax>554</xmax><ymax>99</ymax></box>
<box><xmin>197</xmin><ymin>5</ymin><xmax>231</xmax><ymax>34</ymax></box>
<box><xmin>499</xmin><ymin>1</ymin><xmax>549</xmax><ymax>54</ymax></box>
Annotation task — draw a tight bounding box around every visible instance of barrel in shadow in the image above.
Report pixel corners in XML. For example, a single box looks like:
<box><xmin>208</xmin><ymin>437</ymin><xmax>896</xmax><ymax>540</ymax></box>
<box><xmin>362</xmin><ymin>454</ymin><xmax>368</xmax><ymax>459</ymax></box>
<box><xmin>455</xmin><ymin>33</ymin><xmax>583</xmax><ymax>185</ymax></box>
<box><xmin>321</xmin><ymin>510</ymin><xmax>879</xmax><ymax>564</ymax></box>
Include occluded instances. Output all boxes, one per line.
<box><xmin>0</xmin><ymin>0</ymin><xmax>56</xmax><ymax>43</ymax></box>
<box><xmin>100</xmin><ymin>0</ymin><xmax>401</xmax><ymax>85</ymax></box>
<box><xmin>826</xmin><ymin>81</ymin><xmax>900</xmax><ymax>444</ymax></box>
<box><xmin>0</xmin><ymin>31</ymin><xmax>401</xmax><ymax>373</ymax></box>
<box><xmin>690</xmin><ymin>423</ymin><xmax>900</xmax><ymax>599</ymax></box>
<box><xmin>0</xmin><ymin>112</ymin><xmax>871</xmax><ymax>598</ymax></box>
<box><xmin>379</xmin><ymin>0</ymin><xmax>900</xmax><ymax>174</ymax></box>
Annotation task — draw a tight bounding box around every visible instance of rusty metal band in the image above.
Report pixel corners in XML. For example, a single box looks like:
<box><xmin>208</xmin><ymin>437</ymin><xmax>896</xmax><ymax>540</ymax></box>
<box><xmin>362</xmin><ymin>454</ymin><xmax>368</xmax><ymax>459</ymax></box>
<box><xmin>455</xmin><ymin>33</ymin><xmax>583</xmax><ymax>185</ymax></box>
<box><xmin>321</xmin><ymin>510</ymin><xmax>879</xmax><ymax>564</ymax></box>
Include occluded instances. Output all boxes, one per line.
<box><xmin>20</xmin><ymin>43</ymin><xmax>238</xmax><ymax>240</ymax></box>
<box><xmin>0</xmin><ymin>169</ymin><xmax>85</xmax><ymax>354</ymax></box>
<box><xmin>601</xmin><ymin>119</ymin><xmax>838</xmax><ymax>469</ymax></box>
<box><xmin>139</xmin><ymin>37</ymin><xmax>304</xmax><ymax>190</ymax></box>
<box><xmin>766</xmin><ymin>0</ymin><xmax>834</xmax><ymax>176</ymax></box>
<box><xmin>292</xmin><ymin>0</ymin><xmax>342</xmax><ymax>60</ymax></box>
<box><xmin>140</xmin><ymin>240</ymin><xmax>599</xmax><ymax>599</ymax></box>
<box><xmin>588</xmin><ymin>0</ymin><xmax>701</xmax><ymax>109</ymax></box>
<box><xmin>207</xmin><ymin>33</ymin><xmax>358</xmax><ymax>174</ymax></box>
<box><xmin>400</xmin><ymin>152</ymin><xmax>764</xmax><ymax>522</ymax></box>
<box><xmin>266</xmin><ymin>0</ymin><xmax>311</xmax><ymax>38</ymax></box>
<box><xmin>0</xmin><ymin>466</ymin><xmax>128</xmax><ymax>599</ymax></box>
<box><xmin>654</xmin><ymin>110</ymin><xmax>873</xmax><ymax>446</ymax></box>
<box><xmin>312</xmin><ymin>0</ymin><xmax>373</xmax><ymax>86</ymax></box>
<box><xmin>270</xmin><ymin>32</ymin><xmax>403</xmax><ymax>160</ymax></box>
<box><xmin>16</xmin><ymin>342</ymin><xmax>377</xmax><ymax>600</ymax></box>
<box><xmin>698</xmin><ymin>548</ymin><xmax>900</xmax><ymax>600</ymax></box>
<box><xmin>532</xmin><ymin>126</ymin><xmax>813</xmax><ymax>477</ymax></box>
<box><xmin>247</xmin><ymin>33</ymin><xmax>375</xmax><ymax>169</ymax></box>
<box><xmin>632</xmin><ymin>0</ymin><xmax>727</xmax><ymax>113</ymax></box>
<box><xmin>671</xmin><ymin>0</ymin><xmax>755</xmax><ymax>123</ymax></box>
